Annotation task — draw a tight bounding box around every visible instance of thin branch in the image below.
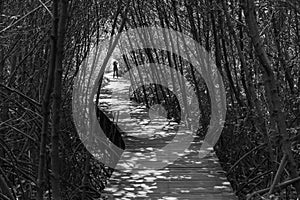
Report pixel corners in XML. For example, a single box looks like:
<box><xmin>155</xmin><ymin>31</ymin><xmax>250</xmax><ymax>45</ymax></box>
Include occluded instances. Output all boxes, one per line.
<box><xmin>0</xmin><ymin>193</ymin><xmax>11</xmax><ymax>200</ymax></box>
<box><xmin>0</xmin><ymin>167</ymin><xmax>15</xmax><ymax>200</ymax></box>
<box><xmin>216</xmin><ymin>3</ymin><xmax>246</xmax><ymax>27</ymax></box>
<box><xmin>37</xmin><ymin>0</ymin><xmax>53</xmax><ymax>17</ymax></box>
<box><xmin>227</xmin><ymin>143</ymin><xmax>266</xmax><ymax>174</ymax></box>
<box><xmin>247</xmin><ymin>176</ymin><xmax>300</xmax><ymax>199</ymax></box>
<box><xmin>268</xmin><ymin>154</ymin><xmax>287</xmax><ymax>195</ymax></box>
<box><xmin>0</xmin><ymin>0</ymin><xmax>51</xmax><ymax>34</ymax></box>
<box><xmin>4</xmin><ymin>123</ymin><xmax>37</xmax><ymax>143</ymax></box>
<box><xmin>0</xmin><ymin>83</ymin><xmax>41</xmax><ymax>108</ymax></box>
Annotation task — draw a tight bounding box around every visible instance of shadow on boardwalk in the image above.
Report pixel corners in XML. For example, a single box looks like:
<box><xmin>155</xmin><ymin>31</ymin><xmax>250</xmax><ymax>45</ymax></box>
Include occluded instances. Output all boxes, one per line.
<box><xmin>99</xmin><ymin>72</ymin><xmax>237</xmax><ymax>200</ymax></box>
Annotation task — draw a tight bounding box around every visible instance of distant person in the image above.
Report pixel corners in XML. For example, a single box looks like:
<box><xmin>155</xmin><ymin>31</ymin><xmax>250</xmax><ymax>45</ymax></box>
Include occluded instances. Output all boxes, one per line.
<box><xmin>113</xmin><ymin>61</ymin><xmax>118</xmax><ymax>78</ymax></box>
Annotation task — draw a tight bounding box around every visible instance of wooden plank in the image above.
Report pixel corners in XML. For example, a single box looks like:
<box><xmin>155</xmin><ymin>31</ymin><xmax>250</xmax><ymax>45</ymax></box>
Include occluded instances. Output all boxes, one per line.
<box><xmin>99</xmin><ymin>73</ymin><xmax>237</xmax><ymax>199</ymax></box>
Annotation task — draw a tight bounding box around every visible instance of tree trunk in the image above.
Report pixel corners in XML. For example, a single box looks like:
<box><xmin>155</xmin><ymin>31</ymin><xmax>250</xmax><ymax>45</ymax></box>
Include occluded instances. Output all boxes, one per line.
<box><xmin>51</xmin><ymin>0</ymin><xmax>68</xmax><ymax>199</ymax></box>
<box><xmin>272</xmin><ymin>10</ymin><xmax>294</xmax><ymax>95</ymax></box>
<box><xmin>243</xmin><ymin>0</ymin><xmax>300</xmax><ymax>196</ymax></box>
<box><xmin>37</xmin><ymin>0</ymin><xmax>58</xmax><ymax>199</ymax></box>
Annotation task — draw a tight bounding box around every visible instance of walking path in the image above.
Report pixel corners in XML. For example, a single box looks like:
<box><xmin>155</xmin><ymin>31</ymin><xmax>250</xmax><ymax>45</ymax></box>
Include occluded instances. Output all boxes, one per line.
<box><xmin>99</xmin><ymin>72</ymin><xmax>237</xmax><ymax>200</ymax></box>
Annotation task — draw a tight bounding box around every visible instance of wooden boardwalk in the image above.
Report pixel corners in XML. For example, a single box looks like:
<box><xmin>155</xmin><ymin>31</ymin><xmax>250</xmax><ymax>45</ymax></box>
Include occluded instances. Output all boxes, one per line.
<box><xmin>99</xmin><ymin>72</ymin><xmax>237</xmax><ymax>200</ymax></box>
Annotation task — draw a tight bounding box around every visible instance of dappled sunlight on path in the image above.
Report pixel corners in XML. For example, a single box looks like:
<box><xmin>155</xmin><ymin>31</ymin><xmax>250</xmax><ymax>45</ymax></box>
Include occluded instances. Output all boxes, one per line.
<box><xmin>99</xmin><ymin>72</ymin><xmax>237</xmax><ymax>200</ymax></box>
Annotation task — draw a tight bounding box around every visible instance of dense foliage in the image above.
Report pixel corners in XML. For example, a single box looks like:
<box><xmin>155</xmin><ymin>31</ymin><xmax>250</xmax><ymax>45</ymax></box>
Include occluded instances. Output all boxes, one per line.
<box><xmin>0</xmin><ymin>0</ymin><xmax>299</xmax><ymax>199</ymax></box>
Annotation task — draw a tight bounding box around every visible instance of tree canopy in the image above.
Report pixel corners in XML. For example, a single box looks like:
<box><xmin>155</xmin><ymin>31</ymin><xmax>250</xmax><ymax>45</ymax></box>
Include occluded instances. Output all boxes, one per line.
<box><xmin>0</xmin><ymin>0</ymin><xmax>300</xmax><ymax>199</ymax></box>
